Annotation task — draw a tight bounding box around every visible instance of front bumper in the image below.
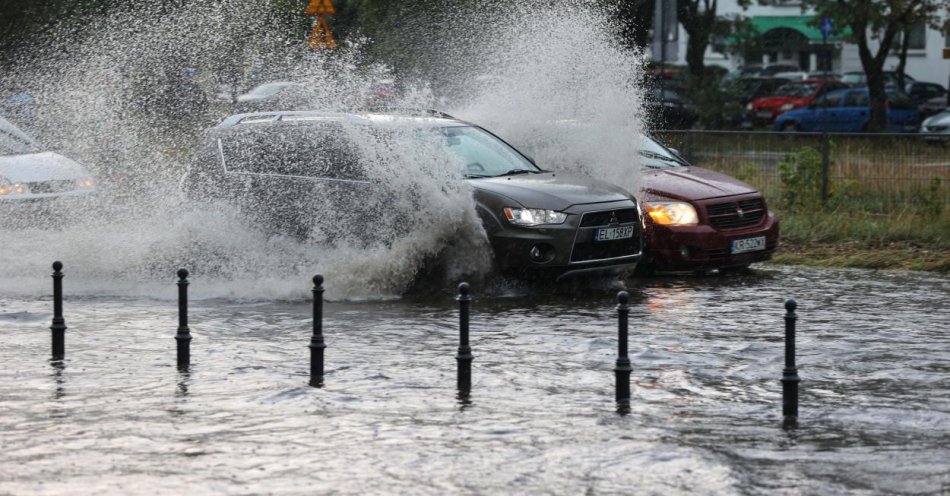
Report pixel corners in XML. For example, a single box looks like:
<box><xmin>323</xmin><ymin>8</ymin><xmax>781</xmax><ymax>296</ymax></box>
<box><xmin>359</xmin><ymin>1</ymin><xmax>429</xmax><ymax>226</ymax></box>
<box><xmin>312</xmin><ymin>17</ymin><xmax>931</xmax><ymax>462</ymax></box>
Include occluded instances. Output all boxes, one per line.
<box><xmin>487</xmin><ymin>199</ymin><xmax>643</xmax><ymax>280</ymax></box>
<box><xmin>642</xmin><ymin>210</ymin><xmax>779</xmax><ymax>271</ymax></box>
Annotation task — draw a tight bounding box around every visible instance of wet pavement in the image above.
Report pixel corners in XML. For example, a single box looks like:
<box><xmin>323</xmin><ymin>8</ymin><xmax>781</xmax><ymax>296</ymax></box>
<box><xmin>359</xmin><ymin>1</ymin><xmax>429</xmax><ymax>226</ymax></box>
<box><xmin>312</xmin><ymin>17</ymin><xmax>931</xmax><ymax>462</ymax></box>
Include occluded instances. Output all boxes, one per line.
<box><xmin>1</xmin><ymin>265</ymin><xmax>948</xmax><ymax>495</ymax></box>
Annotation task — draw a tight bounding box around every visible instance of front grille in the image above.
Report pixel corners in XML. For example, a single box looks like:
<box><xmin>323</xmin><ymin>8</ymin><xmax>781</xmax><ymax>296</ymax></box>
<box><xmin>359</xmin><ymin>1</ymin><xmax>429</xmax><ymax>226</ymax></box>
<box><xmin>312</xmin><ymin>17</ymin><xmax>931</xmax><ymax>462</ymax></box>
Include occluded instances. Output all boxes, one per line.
<box><xmin>707</xmin><ymin>197</ymin><xmax>766</xmax><ymax>230</ymax></box>
<box><xmin>571</xmin><ymin>209</ymin><xmax>641</xmax><ymax>263</ymax></box>
<box><xmin>27</xmin><ymin>180</ymin><xmax>76</xmax><ymax>194</ymax></box>
<box><xmin>579</xmin><ymin>208</ymin><xmax>639</xmax><ymax>227</ymax></box>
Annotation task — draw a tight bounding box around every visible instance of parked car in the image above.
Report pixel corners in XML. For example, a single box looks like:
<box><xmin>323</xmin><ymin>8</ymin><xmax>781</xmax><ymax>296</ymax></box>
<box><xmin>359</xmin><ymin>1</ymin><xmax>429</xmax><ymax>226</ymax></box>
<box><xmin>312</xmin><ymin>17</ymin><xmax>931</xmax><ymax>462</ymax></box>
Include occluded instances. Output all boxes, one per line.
<box><xmin>748</xmin><ymin>79</ymin><xmax>850</xmax><ymax>125</ymax></box>
<box><xmin>635</xmin><ymin>135</ymin><xmax>779</xmax><ymax>273</ymax></box>
<box><xmin>0</xmin><ymin>116</ymin><xmax>97</xmax><ymax>205</ymax></box>
<box><xmin>181</xmin><ymin>111</ymin><xmax>644</xmax><ymax>280</ymax></box>
<box><xmin>772</xmin><ymin>71</ymin><xmax>809</xmax><ymax>81</ymax></box>
<box><xmin>841</xmin><ymin>71</ymin><xmax>915</xmax><ymax>87</ymax></box>
<box><xmin>904</xmin><ymin>81</ymin><xmax>947</xmax><ymax>107</ymax></box>
<box><xmin>774</xmin><ymin>88</ymin><xmax>919</xmax><ymax>133</ymax></box>
<box><xmin>920</xmin><ymin>110</ymin><xmax>950</xmax><ymax>141</ymax></box>
<box><xmin>919</xmin><ymin>95</ymin><xmax>950</xmax><ymax>119</ymax></box>
<box><xmin>645</xmin><ymin>86</ymin><xmax>698</xmax><ymax>129</ymax></box>
<box><xmin>734</xmin><ymin>77</ymin><xmax>792</xmax><ymax>104</ymax></box>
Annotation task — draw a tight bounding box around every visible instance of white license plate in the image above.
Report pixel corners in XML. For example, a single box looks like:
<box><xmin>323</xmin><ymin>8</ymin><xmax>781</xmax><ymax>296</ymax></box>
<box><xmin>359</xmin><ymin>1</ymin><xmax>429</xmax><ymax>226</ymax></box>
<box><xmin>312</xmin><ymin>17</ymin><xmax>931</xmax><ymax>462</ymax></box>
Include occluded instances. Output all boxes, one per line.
<box><xmin>594</xmin><ymin>225</ymin><xmax>634</xmax><ymax>242</ymax></box>
<box><xmin>731</xmin><ymin>236</ymin><xmax>766</xmax><ymax>254</ymax></box>
<box><xmin>756</xmin><ymin>111</ymin><xmax>772</xmax><ymax>119</ymax></box>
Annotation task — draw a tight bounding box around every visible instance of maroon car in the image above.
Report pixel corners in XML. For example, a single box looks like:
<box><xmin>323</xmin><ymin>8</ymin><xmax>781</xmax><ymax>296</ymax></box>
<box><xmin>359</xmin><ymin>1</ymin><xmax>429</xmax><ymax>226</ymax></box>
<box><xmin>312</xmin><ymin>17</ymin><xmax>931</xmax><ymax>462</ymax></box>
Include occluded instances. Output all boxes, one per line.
<box><xmin>635</xmin><ymin>137</ymin><xmax>778</xmax><ymax>273</ymax></box>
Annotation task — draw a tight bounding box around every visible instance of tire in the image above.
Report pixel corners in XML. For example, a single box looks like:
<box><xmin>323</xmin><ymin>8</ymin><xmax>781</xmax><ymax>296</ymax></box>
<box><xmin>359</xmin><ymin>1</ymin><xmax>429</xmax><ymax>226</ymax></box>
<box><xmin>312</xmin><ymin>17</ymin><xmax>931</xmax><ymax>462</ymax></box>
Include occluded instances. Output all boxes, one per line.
<box><xmin>781</xmin><ymin>122</ymin><xmax>799</xmax><ymax>133</ymax></box>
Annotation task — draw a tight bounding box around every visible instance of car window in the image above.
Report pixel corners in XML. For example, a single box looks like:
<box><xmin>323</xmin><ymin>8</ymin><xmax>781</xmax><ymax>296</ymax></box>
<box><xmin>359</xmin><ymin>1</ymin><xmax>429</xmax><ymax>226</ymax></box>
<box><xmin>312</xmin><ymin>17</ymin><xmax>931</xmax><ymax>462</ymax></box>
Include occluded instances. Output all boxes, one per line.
<box><xmin>844</xmin><ymin>91</ymin><xmax>869</xmax><ymax>107</ymax></box>
<box><xmin>0</xmin><ymin>117</ymin><xmax>40</xmax><ymax>155</ymax></box>
<box><xmin>220</xmin><ymin>123</ymin><xmax>365</xmax><ymax>180</ymax></box>
<box><xmin>816</xmin><ymin>91</ymin><xmax>844</xmax><ymax>108</ymax></box>
<box><xmin>437</xmin><ymin>126</ymin><xmax>539</xmax><ymax>177</ymax></box>
<box><xmin>636</xmin><ymin>135</ymin><xmax>685</xmax><ymax>169</ymax></box>
<box><xmin>842</xmin><ymin>73</ymin><xmax>865</xmax><ymax>85</ymax></box>
<box><xmin>886</xmin><ymin>91</ymin><xmax>916</xmax><ymax>109</ymax></box>
<box><xmin>775</xmin><ymin>83</ymin><xmax>806</xmax><ymax>97</ymax></box>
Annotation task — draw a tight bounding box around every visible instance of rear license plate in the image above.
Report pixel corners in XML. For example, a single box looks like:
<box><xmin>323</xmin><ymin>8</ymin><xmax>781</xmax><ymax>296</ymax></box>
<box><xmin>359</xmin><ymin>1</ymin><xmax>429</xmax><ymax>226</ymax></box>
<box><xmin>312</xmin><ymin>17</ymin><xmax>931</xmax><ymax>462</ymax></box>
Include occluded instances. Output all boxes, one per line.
<box><xmin>594</xmin><ymin>225</ymin><xmax>634</xmax><ymax>242</ymax></box>
<box><xmin>731</xmin><ymin>236</ymin><xmax>766</xmax><ymax>254</ymax></box>
<box><xmin>756</xmin><ymin>111</ymin><xmax>772</xmax><ymax>119</ymax></box>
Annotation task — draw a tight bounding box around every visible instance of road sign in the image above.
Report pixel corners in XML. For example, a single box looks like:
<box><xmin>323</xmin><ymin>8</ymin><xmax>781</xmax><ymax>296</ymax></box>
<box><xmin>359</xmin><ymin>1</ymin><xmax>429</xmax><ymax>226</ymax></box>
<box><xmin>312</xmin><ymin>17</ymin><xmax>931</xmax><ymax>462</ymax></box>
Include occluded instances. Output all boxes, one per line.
<box><xmin>307</xmin><ymin>15</ymin><xmax>336</xmax><ymax>49</ymax></box>
<box><xmin>306</xmin><ymin>0</ymin><xmax>336</xmax><ymax>16</ymax></box>
<box><xmin>820</xmin><ymin>17</ymin><xmax>834</xmax><ymax>40</ymax></box>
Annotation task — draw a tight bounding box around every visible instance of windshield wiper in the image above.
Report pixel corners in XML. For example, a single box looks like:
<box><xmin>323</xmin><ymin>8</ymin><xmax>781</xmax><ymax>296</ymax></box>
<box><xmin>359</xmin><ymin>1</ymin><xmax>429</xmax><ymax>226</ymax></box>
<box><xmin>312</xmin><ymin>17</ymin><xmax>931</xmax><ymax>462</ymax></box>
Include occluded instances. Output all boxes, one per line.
<box><xmin>497</xmin><ymin>169</ymin><xmax>538</xmax><ymax>176</ymax></box>
<box><xmin>639</xmin><ymin>150</ymin><xmax>687</xmax><ymax>166</ymax></box>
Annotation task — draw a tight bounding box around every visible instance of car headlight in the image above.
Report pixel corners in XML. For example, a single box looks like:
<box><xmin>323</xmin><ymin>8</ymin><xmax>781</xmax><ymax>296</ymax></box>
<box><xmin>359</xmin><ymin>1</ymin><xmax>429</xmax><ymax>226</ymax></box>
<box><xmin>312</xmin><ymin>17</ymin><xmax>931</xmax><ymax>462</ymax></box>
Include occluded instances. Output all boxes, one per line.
<box><xmin>76</xmin><ymin>178</ymin><xmax>95</xmax><ymax>189</ymax></box>
<box><xmin>503</xmin><ymin>207</ymin><xmax>568</xmax><ymax>226</ymax></box>
<box><xmin>779</xmin><ymin>103</ymin><xmax>794</xmax><ymax>112</ymax></box>
<box><xmin>745</xmin><ymin>103</ymin><xmax>753</xmax><ymax>111</ymax></box>
<box><xmin>0</xmin><ymin>176</ymin><xmax>26</xmax><ymax>196</ymax></box>
<box><xmin>642</xmin><ymin>201</ymin><xmax>698</xmax><ymax>226</ymax></box>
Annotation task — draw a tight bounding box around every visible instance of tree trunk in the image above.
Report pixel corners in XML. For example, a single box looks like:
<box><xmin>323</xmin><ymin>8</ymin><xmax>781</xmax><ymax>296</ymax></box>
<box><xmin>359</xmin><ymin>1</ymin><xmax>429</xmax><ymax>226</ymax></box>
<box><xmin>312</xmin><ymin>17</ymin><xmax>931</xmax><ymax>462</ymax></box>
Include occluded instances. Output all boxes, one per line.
<box><xmin>896</xmin><ymin>25</ymin><xmax>911</xmax><ymax>90</ymax></box>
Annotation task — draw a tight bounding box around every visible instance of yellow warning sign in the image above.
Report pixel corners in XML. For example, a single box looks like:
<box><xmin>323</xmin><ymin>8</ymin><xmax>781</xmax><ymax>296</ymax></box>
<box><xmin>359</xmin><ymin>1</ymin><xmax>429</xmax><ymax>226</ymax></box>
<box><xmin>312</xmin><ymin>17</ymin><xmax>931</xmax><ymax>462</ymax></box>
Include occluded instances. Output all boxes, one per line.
<box><xmin>305</xmin><ymin>0</ymin><xmax>336</xmax><ymax>16</ymax></box>
<box><xmin>307</xmin><ymin>16</ymin><xmax>336</xmax><ymax>49</ymax></box>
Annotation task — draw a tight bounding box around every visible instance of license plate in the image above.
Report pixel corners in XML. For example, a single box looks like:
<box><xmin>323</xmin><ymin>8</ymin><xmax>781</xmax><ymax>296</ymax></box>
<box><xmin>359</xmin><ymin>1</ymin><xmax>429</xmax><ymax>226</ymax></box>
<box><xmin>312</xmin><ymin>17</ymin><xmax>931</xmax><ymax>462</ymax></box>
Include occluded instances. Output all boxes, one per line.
<box><xmin>756</xmin><ymin>111</ymin><xmax>772</xmax><ymax>119</ymax></box>
<box><xmin>731</xmin><ymin>236</ymin><xmax>766</xmax><ymax>254</ymax></box>
<box><xmin>594</xmin><ymin>225</ymin><xmax>634</xmax><ymax>242</ymax></box>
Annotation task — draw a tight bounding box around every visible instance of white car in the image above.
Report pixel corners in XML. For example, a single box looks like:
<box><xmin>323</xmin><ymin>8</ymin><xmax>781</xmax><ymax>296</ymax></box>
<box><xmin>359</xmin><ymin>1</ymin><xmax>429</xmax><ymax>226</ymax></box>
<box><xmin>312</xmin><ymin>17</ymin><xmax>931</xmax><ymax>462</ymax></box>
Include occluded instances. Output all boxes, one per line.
<box><xmin>0</xmin><ymin>116</ymin><xmax>97</xmax><ymax>202</ymax></box>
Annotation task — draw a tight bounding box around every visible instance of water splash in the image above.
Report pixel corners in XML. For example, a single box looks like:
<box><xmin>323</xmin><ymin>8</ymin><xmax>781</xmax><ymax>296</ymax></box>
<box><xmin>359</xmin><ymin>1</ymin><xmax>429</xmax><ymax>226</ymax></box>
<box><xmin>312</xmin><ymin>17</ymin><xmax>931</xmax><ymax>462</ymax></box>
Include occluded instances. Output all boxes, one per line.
<box><xmin>0</xmin><ymin>1</ymin><xmax>645</xmax><ymax>300</ymax></box>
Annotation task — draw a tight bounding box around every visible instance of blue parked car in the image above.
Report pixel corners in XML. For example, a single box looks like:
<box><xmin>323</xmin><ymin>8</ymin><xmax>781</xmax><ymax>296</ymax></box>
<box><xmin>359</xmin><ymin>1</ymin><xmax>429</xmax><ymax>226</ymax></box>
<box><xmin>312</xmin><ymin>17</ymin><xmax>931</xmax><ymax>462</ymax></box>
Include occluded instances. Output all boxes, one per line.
<box><xmin>774</xmin><ymin>88</ymin><xmax>919</xmax><ymax>133</ymax></box>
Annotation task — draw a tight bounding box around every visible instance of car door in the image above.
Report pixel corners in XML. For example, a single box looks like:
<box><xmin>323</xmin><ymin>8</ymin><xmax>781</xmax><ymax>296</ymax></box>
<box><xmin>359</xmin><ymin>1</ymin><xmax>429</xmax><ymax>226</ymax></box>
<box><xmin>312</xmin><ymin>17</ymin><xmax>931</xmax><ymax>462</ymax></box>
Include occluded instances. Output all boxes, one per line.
<box><xmin>840</xmin><ymin>91</ymin><xmax>870</xmax><ymax>132</ymax></box>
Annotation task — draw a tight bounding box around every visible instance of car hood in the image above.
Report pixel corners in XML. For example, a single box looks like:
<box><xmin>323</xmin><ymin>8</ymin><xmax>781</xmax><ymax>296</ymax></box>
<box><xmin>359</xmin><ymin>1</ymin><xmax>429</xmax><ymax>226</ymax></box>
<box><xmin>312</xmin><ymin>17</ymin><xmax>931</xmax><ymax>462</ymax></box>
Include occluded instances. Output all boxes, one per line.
<box><xmin>0</xmin><ymin>152</ymin><xmax>91</xmax><ymax>182</ymax></box>
<box><xmin>469</xmin><ymin>172</ymin><xmax>632</xmax><ymax>211</ymax></box>
<box><xmin>640</xmin><ymin>166</ymin><xmax>757</xmax><ymax>201</ymax></box>
<box><xmin>753</xmin><ymin>96</ymin><xmax>808</xmax><ymax>109</ymax></box>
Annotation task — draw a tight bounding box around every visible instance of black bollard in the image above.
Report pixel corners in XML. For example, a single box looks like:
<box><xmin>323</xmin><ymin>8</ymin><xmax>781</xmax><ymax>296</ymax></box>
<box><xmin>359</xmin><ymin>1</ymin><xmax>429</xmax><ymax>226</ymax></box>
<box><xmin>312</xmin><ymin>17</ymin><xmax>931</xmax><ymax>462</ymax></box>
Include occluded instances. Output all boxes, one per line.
<box><xmin>615</xmin><ymin>290</ymin><xmax>632</xmax><ymax>410</ymax></box>
<box><xmin>781</xmin><ymin>299</ymin><xmax>800</xmax><ymax>426</ymax></box>
<box><xmin>309</xmin><ymin>274</ymin><xmax>326</xmax><ymax>387</ymax></box>
<box><xmin>456</xmin><ymin>282</ymin><xmax>473</xmax><ymax>395</ymax></box>
<box><xmin>50</xmin><ymin>261</ymin><xmax>67</xmax><ymax>360</ymax></box>
<box><xmin>175</xmin><ymin>269</ymin><xmax>191</xmax><ymax>370</ymax></box>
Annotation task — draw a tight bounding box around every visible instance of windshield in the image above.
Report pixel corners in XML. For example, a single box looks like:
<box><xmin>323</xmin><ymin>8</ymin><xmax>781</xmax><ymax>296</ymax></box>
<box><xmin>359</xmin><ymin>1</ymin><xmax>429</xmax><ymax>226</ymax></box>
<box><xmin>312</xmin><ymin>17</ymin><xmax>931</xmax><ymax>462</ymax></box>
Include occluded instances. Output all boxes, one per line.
<box><xmin>438</xmin><ymin>126</ymin><xmax>540</xmax><ymax>178</ymax></box>
<box><xmin>637</xmin><ymin>135</ymin><xmax>686</xmax><ymax>169</ymax></box>
<box><xmin>0</xmin><ymin>117</ymin><xmax>40</xmax><ymax>155</ymax></box>
<box><xmin>774</xmin><ymin>83</ymin><xmax>818</xmax><ymax>97</ymax></box>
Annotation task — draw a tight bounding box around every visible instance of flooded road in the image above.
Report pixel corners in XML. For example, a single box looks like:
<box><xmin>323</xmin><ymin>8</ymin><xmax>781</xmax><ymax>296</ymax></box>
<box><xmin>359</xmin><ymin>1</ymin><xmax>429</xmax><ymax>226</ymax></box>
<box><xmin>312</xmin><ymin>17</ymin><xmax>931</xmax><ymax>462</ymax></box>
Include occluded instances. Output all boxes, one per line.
<box><xmin>1</xmin><ymin>265</ymin><xmax>947</xmax><ymax>495</ymax></box>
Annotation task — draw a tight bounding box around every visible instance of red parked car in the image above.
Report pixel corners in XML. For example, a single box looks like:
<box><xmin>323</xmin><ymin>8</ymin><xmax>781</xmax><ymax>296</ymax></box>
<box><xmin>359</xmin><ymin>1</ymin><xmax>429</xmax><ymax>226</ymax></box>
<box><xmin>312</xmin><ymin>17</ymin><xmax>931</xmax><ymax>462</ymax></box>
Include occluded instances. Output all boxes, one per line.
<box><xmin>635</xmin><ymin>136</ymin><xmax>778</xmax><ymax>273</ymax></box>
<box><xmin>748</xmin><ymin>79</ymin><xmax>849</xmax><ymax>125</ymax></box>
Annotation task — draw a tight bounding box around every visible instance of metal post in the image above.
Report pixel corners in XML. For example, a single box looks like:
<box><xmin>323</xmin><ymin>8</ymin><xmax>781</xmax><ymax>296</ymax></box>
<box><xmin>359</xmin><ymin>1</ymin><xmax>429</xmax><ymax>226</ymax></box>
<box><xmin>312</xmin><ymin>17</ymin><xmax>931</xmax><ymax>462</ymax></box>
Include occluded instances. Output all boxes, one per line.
<box><xmin>781</xmin><ymin>299</ymin><xmax>800</xmax><ymax>427</ymax></box>
<box><xmin>309</xmin><ymin>274</ymin><xmax>326</xmax><ymax>387</ymax></box>
<box><xmin>615</xmin><ymin>291</ymin><xmax>632</xmax><ymax>410</ymax></box>
<box><xmin>820</xmin><ymin>133</ymin><xmax>830</xmax><ymax>204</ymax></box>
<box><xmin>456</xmin><ymin>282</ymin><xmax>473</xmax><ymax>395</ymax></box>
<box><xmin>175</xmin><ymin>269</ymin><xmax>191</xmax><ymax>370</ymax></box>
<box><xmin>50</xmin><ymin>261</ymin><xmax>67</xmax><ymax>360</ymax></box>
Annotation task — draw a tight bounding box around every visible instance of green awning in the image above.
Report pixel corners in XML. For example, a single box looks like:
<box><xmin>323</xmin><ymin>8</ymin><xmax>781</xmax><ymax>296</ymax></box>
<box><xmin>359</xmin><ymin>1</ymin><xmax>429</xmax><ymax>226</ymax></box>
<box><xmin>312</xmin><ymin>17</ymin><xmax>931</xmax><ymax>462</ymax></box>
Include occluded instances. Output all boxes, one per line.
<box><xmin>749</xmin><ymin>16</ymin><xmax>850</xmax><ymax>42</ymax></box>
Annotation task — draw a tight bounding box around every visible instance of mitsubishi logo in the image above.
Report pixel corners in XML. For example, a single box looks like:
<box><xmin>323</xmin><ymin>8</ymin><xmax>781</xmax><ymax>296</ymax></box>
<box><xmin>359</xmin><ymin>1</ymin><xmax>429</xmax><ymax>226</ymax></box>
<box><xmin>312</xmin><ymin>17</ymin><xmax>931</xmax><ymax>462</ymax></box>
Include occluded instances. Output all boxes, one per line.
<box><xmin>736</xmin><ymin>208</ymin><xmax>745</xmax><ymax>219</ymax></box>
<box><xmin>609</xmin><ymin>211</ymin><xmax>619</xmax><ymax>225</ymax></box>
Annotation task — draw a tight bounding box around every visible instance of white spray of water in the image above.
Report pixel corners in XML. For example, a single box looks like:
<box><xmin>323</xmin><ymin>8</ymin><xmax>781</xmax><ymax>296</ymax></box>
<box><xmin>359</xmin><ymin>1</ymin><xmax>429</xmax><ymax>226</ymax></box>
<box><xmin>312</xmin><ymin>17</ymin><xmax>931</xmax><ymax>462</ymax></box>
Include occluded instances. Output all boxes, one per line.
<box><xmin>0</xmin><ymin>1</ymin><xmax>646</xmax><ymax>300</ymax></box>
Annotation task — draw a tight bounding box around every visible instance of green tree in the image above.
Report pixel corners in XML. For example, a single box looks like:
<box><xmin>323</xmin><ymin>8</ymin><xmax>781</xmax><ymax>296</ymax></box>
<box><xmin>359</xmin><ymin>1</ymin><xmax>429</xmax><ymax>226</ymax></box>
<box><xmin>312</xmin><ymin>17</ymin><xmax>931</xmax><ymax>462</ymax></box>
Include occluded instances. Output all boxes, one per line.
<box><xmin>803</xmin><ymin>0</ymin><xmax>949</xmax><ymax>131</ymax></box>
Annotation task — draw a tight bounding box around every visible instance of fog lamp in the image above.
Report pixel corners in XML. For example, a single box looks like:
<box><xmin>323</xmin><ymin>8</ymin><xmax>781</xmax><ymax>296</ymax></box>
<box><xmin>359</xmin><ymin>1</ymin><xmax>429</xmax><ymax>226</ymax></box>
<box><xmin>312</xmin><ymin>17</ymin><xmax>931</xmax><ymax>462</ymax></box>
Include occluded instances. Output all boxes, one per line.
<box><xmin>528</xmin><ymin>243</ymin><xmax>556</xmax><ymax>263</ymax></box>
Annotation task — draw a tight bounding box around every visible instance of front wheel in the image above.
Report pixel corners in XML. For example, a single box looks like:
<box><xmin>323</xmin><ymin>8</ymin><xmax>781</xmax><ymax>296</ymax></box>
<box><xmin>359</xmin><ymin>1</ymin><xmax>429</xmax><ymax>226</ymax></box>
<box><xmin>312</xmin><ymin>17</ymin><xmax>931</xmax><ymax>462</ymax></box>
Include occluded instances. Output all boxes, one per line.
<box><xmin>780</xmin><ymin>122</ymin><xmax>799</xmax><ymax>133</ymax></box>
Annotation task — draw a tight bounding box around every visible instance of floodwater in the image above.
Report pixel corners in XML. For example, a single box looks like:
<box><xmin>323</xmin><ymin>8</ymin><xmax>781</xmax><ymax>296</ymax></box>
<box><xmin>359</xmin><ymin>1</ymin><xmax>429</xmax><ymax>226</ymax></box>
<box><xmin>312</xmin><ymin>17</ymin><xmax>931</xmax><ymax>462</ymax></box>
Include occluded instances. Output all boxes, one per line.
<box><xmin>1</xmin><ymin>265</ymin><xmax>947</xmax><ymax>495</ymax></box>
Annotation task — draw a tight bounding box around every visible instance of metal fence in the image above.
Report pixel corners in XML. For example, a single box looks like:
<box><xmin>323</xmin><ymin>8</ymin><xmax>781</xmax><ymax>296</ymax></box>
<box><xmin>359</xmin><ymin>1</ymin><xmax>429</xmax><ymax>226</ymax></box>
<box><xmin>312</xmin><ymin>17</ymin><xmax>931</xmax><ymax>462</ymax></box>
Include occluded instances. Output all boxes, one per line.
<box><xmin>655</xmin><ymin>130</ymin><xmax>949</xmax><ymax>212</ymax></box>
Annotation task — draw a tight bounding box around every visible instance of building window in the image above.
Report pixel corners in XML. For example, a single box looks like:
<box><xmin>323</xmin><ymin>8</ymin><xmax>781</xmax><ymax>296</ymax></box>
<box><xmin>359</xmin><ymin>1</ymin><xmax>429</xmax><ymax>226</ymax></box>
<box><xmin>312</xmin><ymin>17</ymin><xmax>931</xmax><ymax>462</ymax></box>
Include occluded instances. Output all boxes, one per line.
<box><xmin>895</xmin><ymin>20</ymin><xmax>927</xmax><ymax>50</ymax></box>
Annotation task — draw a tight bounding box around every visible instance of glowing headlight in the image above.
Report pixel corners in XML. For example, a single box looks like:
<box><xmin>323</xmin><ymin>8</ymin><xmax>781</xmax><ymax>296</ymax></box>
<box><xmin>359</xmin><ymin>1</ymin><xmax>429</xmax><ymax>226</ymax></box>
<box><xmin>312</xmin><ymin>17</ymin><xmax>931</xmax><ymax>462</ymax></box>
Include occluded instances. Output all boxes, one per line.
<box><xmin>77</xmin><ymin>178</ymin><xmax>96</xmax><ymax>189</ymax></box>
<box><xmin>0</xmin><ymin>176</ymin><xmax>25</xmax><ymax>196</ymax></box>
<box><xmin>503</xmin><ymin>207</ymin><xmax>568</xmax><ymax>226</ymax></box>
<box><xmin>779</xmin><ymin>103</ymin><xmax>795</xmax><ymax>112</ymax></box>
<box><xmin>642</xmin><ymin>201</ymin><xmax>698</xmax><ymax>226</ymax></box>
